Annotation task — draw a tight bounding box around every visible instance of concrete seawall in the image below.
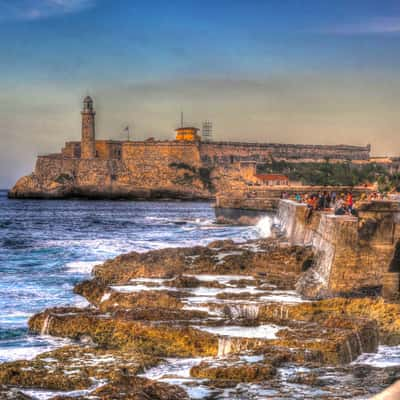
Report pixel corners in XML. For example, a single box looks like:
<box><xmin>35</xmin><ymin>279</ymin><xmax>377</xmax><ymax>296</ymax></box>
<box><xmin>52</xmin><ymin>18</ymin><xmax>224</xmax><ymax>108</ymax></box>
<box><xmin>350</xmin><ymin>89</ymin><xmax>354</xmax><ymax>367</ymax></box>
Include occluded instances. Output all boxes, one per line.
<box><xmin>216</xmin><ymin>186</ymin><xmax>370</xmax><ymax>213</ymax></box>
<box><xmin>277</xmin><ymin>199</ymin><xmax>400</xmax><ymax>299</ymax></box>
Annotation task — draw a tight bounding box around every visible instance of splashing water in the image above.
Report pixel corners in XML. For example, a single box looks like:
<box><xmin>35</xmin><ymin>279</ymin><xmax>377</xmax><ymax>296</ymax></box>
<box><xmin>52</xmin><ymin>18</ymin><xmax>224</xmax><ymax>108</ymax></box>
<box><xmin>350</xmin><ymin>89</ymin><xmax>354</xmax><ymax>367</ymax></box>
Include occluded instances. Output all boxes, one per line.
<box><xmin>227</xmin><ymin>304</ymin><xmax>260</xmax><ymax>320</ymax></box>
<box><xmin>218</xmin><ymin>337</ymin><xmax>233</xmax><ymax>357</ymax></box>
<box><xmin>40</xmin><ymin>315</ymin><xmax>52</xmax><ymax>336</ymax></box>
<box><xmin>256</xmin><ymin>215</ymin><xmax>273</xmax><ymax>238</ymax></box>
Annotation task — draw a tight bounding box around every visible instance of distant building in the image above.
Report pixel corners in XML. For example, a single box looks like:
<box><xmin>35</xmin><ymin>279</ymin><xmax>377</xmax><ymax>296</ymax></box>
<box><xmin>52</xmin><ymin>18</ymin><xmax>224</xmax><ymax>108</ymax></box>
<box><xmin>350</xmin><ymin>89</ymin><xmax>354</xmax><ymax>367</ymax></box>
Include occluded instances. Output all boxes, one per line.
<box><xmin>175</xmin><ymin>127</ymin><xmax>201</xmax><ymax>142</ymax></box>
<box><xmin>255</xmin><ymin>174</ymin><xmax>289</xmax><ymax>186</ymax></box>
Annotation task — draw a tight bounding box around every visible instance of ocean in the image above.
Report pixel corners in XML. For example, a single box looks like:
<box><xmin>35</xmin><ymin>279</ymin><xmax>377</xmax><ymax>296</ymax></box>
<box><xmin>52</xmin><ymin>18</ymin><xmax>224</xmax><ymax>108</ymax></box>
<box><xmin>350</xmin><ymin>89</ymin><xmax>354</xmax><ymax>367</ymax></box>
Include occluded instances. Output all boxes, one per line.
<box><xmin>0</xmin><ymin>190</ymin><xmax>262</xmax><ymax>362</ymax></box>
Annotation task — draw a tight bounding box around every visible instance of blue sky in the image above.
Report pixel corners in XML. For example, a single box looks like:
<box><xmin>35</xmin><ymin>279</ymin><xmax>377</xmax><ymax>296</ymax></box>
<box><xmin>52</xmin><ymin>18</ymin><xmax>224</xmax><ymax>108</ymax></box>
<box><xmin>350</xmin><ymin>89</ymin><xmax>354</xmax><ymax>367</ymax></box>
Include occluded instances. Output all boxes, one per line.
<box><xmin>1</xmin><ymin>0</ymin><xmax>400</xmax><ymax>187</ymax></box>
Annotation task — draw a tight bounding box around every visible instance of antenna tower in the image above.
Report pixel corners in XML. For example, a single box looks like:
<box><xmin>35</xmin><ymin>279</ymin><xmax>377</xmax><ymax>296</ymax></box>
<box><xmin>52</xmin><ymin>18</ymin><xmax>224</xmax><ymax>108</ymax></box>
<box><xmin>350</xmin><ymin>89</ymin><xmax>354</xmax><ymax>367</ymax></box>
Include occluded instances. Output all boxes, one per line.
<box><xmin>202</xmin><ymin>120</ymin><xmax>213</xmax><ymax>142</ymax></box>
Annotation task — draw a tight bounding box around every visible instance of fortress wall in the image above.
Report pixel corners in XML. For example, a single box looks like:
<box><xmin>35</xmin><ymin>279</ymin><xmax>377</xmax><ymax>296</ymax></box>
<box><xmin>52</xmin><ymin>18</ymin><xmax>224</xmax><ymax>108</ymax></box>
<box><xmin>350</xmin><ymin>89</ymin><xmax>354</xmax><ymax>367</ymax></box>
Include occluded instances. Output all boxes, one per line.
<box><xmin>200</xmin><ymin>142</ymin><xmax>272</xmax><ymax>164</ymax></box>
<box><xmin>74</xmin><ymin>159</ymin><xmax>114</xmax><ymax>187</ymax></box>
<box><xmin>95</xmin><ymin>141</ymin><xmax>122</xmax><ymax>160</ymax></box>
<box><xmin>116</xmin><ymin>142</ymin><xmax>205</xmax><ymax>190</ymax></box>
<box><xmin>62</xmin><ymin>142</ymin><xmax>81</xmax><ymax>158</ymax></box>
<box><xmin>122</xmin><ymin>141</ymin><xmax>201</xmax><ymax>166</ymax></box>
<box><xmin>200</xmin><ymin>142</ymin><xmax>371</xmax><ymax>165</ymax></box>
<box><xmin>35</xmin><ymin>156</ymin><xmax>77</xmax><ymax>181</ymax></box>
<box><xmin>22</xmin><ymin>143</ymin><xmax>210</xmax><ymax>198</ymax></box>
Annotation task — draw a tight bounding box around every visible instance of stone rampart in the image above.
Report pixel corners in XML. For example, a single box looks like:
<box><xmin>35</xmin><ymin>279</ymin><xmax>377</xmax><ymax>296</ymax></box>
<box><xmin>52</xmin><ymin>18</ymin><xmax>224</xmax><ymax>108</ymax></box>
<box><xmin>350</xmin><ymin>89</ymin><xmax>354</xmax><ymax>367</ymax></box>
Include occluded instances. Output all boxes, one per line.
<box><xmin>122</xmin><ymin>141</ymin><xmax>201</xmax><ymax>166</ymax></box>
<box><xmin>200</xmin><ymin>142</ymin><xmax>370</xmax><ymax>165</ymax></box>
<box><xmin>277</xmin><ymin>199</ymin><xmax>400</xmax><ymax>299</ymax></box>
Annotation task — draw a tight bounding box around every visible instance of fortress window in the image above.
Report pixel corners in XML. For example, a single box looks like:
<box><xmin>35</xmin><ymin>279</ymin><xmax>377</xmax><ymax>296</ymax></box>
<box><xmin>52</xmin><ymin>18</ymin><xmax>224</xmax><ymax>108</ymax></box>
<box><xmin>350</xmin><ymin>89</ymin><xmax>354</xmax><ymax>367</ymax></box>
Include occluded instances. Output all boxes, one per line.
<box><xmin>95</xmin><ymin>151</ymin><xmax>99</xmax><ymax>158</ymax></box>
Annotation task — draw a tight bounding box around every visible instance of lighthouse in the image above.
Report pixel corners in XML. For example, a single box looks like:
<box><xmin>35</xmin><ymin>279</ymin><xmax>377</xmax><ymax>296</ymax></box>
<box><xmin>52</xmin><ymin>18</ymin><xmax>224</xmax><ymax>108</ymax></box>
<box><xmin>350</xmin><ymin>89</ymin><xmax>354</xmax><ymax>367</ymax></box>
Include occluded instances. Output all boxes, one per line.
<box><xmin>81</xmin><ymin>96</ymin><xmax>96</xmax><ymax>159</ymax></box>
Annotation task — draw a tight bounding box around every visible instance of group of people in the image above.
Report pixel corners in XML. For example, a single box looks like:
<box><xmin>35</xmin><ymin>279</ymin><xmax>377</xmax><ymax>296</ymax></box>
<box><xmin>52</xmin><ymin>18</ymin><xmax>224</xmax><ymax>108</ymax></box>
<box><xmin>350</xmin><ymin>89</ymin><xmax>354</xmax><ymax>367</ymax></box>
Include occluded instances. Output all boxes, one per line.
<box><xmin>281</xmin><ymin>191</ymin><xmax>356</xmax><ymax>216</ymax></box>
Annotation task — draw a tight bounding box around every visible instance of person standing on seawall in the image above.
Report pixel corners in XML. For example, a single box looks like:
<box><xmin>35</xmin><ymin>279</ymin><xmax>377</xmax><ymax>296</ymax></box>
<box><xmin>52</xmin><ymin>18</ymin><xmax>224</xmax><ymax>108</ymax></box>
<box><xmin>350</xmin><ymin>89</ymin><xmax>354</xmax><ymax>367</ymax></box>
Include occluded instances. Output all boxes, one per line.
<box><xmin>347</xmin><ymin>192</ymin><xmax>353</xmax><ymax>213</ymax></box>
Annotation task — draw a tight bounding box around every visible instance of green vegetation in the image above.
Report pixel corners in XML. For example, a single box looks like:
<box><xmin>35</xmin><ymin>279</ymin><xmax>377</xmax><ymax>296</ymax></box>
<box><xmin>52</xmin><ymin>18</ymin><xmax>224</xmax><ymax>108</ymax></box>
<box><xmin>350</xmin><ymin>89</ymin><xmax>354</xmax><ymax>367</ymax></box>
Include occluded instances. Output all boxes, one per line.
<box><xmin>169</xmin><ymin>162</ymin><xmax>197</xmax><ymax>173</ymax></box>
<box><xmin>55</xmin><ymin>173</ymin><xmax>73</xmax><ymax>184</ymax></box>
<box><xmin>198</xmin><ymin>167</ymin><xmax>214</xmax><ymax>192</ymax></box>
<box><xmin>377</xmin><ymin>173</ymin><xmax>400</xmax><ymax>193</ymax></box>
<box><xmin>170</xmin><ymin>162</ymin><xmax>215</xmax><ymax>192</ymax></box>
<box><xmin>257</xmin><ymin>159</ymin><xmax>391</xmax><ymax>188</ymax></box>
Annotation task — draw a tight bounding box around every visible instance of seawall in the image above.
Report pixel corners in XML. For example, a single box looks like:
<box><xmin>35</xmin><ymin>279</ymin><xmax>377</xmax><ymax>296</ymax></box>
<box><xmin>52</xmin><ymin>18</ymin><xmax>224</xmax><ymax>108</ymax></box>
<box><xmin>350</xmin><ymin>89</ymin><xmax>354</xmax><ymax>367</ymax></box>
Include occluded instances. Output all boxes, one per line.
<box><xmin>276</xmin><ymin>199</ymin><xmax>400</xmax><ymax>299</ymax></box>
<box><xmin>215</xmin><ymin>186</ymin><xmax>369</xmax><ymax>213</ymax></box>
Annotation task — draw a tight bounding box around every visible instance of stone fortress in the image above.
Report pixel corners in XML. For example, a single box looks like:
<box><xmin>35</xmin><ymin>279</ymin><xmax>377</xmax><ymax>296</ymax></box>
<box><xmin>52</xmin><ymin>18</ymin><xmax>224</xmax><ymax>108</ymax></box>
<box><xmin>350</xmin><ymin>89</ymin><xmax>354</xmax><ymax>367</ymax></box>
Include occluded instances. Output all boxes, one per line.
<box><xmin>8</xmin><ymin>96</ymin><xmax>389</xmax><ymax>199</ymax></box>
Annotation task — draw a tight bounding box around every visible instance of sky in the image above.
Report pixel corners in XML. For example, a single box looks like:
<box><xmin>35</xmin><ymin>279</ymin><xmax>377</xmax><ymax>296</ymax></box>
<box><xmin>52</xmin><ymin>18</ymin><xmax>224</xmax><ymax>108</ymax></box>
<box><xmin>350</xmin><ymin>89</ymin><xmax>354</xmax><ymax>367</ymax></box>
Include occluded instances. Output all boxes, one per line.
<box><xmin>1</xmin><ymin>0</ymin><xmax>400</xmax><ymax>188</ymax></box>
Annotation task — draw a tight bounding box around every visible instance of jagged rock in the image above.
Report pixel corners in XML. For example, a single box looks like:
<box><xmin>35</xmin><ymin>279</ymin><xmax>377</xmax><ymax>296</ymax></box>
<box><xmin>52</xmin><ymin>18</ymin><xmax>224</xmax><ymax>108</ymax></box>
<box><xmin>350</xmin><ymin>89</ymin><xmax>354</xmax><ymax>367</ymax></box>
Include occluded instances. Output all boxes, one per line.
<box><xmin>91</xmin><ymin>239</ymin><xmax>312</xmax><ymax>287</ymax></box>
<box><xmin>272</xmin><ymin>316</ymin><xmax>378</xmax><ymax>364</ymax></box>
<box><xmin>67</xmin><ymin>376</ymin><xmax>189</xmax><ymax>400</ymax></box>
<box><xmin>190</xmin><ymin>360</ymin><xmax>276</xmax><ymax>382</ymax></box>
<box><xmin>0</xmin><ymin>346</ymin><xmax>160</xmax><ymax>393</ymax></box>
<box><xmin>29</xmin><ymin>309</ymin><xmax>218</xmax><ymax>357</ymax></box>
<box><xmin>258</xmin><ymin>297</ymin><xmax>400</xmax><ymax>345</ymax></box>
<box><xmin>74</xmin><ymin>278</ymin><xmax>108</xmax><ymax>306</ymax></box>
<box><xmin>112</xmin><ymin>307</ymin><xmax>208</xmax><ymax>321</ymax></box>
<box><xmin>0</xmin><ymin>386</ymin><xmax>32</xmax><ymax>400</ymax></box>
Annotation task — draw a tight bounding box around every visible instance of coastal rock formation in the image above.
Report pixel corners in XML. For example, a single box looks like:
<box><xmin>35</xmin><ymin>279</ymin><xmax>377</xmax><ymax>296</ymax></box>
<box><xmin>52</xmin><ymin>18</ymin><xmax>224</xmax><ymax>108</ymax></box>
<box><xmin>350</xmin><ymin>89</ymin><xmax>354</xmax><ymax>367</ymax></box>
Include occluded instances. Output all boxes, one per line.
<box><xmin>3</xmin><ymin>233</ymin><xmax>400</xmax><ymax>398</ymax></box>
<box><xmin>259</xmin><ymin>297</ymin><xmax>400</xmax><ymax>345</ymax></box>
<box><xmin>0</xmin><ymin>345</ymin><xmax>187</xmax><ymax>400</ymax></box>
<box><xmin>29</xmin><ymin>308</ymin><xmax>219</xmax><ymax>357</ymax></box>
<box><xmin>90</xmin><ymin>238</ymin><xmax>311</xmax><ymax>285</ymax></box>
<box><xmin>190</xmin><ymin>359</ymin><xmax>277</xmax><ymax>382</ymax></box>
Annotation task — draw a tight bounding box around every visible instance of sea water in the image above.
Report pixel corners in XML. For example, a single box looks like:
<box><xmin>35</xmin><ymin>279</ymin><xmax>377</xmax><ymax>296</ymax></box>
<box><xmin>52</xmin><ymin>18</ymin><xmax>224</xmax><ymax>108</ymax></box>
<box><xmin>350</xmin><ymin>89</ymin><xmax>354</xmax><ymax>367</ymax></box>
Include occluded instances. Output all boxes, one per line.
<box><xmin>0</xmin><ymin>190</ymin><xmax>268</xmax><ymax>362</ymax></box>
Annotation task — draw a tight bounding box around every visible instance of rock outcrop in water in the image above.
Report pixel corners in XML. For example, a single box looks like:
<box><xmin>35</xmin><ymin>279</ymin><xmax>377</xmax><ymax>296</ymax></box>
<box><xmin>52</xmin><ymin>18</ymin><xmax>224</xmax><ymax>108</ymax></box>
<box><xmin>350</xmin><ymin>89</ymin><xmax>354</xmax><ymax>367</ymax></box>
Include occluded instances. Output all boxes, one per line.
<box><xmin>2</xmin><ymin>234</ymin><xmax>400</xmax><ymax>398</ymax></box>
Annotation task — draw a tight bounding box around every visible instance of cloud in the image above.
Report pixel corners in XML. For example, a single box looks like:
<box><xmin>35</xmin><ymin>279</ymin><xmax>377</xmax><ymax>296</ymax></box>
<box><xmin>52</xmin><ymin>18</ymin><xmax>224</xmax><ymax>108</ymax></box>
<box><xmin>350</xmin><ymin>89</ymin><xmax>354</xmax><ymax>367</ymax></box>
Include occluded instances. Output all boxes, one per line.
<box><xmin>0</xmin><ymin>0</ymin><xmax>95</xmax><ymax>21</ymax></box>
<box><xmin>323</xmin><ymin>17</ymin><xmax>400</xmax><ymax>35</ymax></box>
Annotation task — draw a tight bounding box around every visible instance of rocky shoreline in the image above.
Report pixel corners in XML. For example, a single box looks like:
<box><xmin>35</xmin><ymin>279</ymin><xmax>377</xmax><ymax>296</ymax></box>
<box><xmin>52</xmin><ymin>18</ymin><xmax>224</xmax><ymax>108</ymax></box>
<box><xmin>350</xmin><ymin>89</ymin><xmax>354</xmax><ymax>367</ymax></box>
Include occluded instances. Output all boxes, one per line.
<box><xmin>1</xmin><ymin>230</ymin><xmax>400</xmax><ymax>399</ymax></box>
<box><xmin>8</xmin><ymin>179</ymin><xmax>213</xmax><ymax>201</ymax></box>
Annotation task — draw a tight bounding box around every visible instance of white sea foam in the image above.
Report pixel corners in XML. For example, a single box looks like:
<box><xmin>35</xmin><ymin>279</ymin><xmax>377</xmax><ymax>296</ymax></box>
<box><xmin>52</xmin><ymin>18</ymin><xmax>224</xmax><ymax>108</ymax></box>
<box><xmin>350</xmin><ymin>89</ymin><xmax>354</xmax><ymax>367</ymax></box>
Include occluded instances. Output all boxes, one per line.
<box><xmin>195</xmin><ymin>324</ymin><xmax>280</xmax><ymax>339</ymax></box>
<box><xmin>186</xmin><ymin>286</ymin><xmax>263</xmax><ymax>298</ymax></box>
<box><xmin>353</xmin><ymin>345</ymin><xmax>400</xmax><ymax>367</ymax></box>
<box><xmin>185</xmin><ymin>274</ymin><xmax>256</xmax><ymax>284</ymax></box>
<box><xmin>110</xmin><ymin>284</ymin><xmax>178</xmax><ymax>293</ymax></box>
<box><xmin>0</xmin><ymin>337</ymin><xmax>73</xmax><ymax>363</ymax></box>
<box><xmin>129</xmin><ymin>277</ymin><xmax>173</xmax><ymax>284</ymax></box>
<box><xmin>100</xmin><ymin>293</ymin><xmax>111</xmax><ymax>302</ymax></box>
<box><xmin>185</xmin><ymin>386</ymin><xmax>214</xmax><ymax>399</ymax></box>
<box><xmin>140</xmin><ymin>357</ymin><xmax>205</xmax><ymax>380</ymax></box>
<box><xmin>240</xmin><ymin>354</ymin><xmax>264</xmax><ymax>363</ymax></box>
<box><xmin>65</xmin><ymin>261</ymin><xmax>99</xmax><ymax>274</ymax></box>
<box><xmin>259</xmin><ymin>290</ymin><xmax>307</xmax><ymax>304</ymax></box>
<box><xmin>0</xmin><ymin>311</ymin><xmax>32</xmax><ymax>325</ymax></box>
<box><xmin>21</xmin><ymin>379</ymin><xmax>106</xmax><ymax>400</ymax></box>
<box><xmin>256</xmin><ymin>215</ymin><xmax>273</xmax><ymax>238</ymax></box>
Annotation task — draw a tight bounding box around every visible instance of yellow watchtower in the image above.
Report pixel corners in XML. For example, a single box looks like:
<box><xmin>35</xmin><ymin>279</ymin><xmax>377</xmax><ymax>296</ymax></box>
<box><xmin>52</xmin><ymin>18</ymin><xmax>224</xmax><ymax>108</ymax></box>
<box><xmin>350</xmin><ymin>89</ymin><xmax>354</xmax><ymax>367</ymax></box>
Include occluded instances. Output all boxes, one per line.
<box><xmin>175</xmin><ymin>127</ymin><xmax>201</xmax><ymax>142</ymax></box>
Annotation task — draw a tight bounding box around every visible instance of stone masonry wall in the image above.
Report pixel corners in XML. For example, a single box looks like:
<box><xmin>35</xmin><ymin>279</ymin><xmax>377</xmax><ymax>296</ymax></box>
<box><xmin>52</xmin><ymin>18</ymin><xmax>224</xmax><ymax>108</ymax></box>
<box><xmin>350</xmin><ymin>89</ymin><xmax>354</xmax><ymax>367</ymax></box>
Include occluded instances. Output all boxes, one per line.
<box><xmin>200</xmin><ymin>142</ymin><xmax>370</xmax><ymax>165</ymax></box>
<box><xmin>277</xmin><ymin>200</ymin><xmax>400</xmax><ymax>299</ymax></box>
